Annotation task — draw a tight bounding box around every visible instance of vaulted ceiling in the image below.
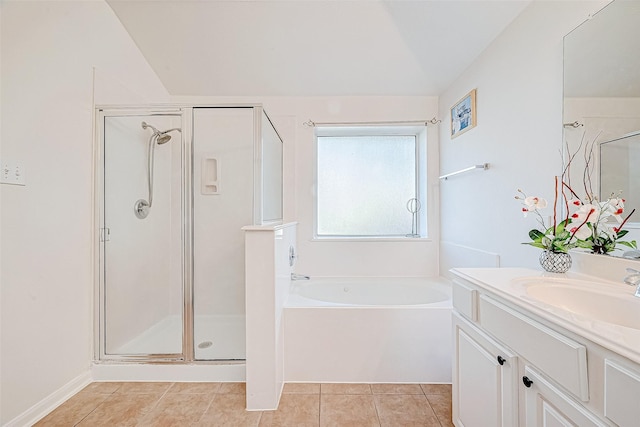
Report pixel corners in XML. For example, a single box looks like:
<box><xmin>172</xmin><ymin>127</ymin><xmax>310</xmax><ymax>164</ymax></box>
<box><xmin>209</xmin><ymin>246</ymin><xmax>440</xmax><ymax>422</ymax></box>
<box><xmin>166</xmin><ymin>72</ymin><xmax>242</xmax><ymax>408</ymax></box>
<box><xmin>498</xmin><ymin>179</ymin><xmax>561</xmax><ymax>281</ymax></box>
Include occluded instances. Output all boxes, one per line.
<box><xmin>107</xmin><ymin>0</ymin><xmax>531</xmax><ymax>96</ymax></box>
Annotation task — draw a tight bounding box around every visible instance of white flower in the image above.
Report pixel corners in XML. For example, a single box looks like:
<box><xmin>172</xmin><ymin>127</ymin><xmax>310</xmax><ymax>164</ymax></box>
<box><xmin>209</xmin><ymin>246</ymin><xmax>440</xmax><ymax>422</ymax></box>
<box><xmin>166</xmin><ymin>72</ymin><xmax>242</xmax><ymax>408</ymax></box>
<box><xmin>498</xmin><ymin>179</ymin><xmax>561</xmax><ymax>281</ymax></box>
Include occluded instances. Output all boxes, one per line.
<box><xmin>598</xmin><ymin>223</ymin><xmax>619</xmax><ymax>239</ymax></box>
<box><xmin>600</xmin><ymin>198</ymin><xmax>625</xmax><ymax>223</ymax></box>
<box><xmin>569</xmin><ymin>222</ymin><xmax>592</xmax><ymax>240</ymax></box>
<box><xmin>568</xmin><ymin>203</ymin><xmax>600</xmax><ymax>240</ymax></box>
<box><xmin>570</xmin><ymin>203</ymin><xmax>599</xmax><ymax>225</ymax></box>
<box><xmin>524</xmin><ymin>196</ymin><xmax>547</xmax><ymax>210</ymax></box>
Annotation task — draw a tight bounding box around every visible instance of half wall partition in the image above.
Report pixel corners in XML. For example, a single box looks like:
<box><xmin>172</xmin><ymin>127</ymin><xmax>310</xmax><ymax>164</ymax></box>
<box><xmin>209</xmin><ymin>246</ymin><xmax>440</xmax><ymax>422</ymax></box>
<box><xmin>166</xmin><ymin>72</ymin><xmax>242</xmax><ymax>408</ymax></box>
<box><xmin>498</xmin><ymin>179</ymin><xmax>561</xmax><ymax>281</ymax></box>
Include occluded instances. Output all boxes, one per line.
<box><xmin>95</xmin><ymin>105</ymin><xmax>283</xmax><ymax>363</ymax></box>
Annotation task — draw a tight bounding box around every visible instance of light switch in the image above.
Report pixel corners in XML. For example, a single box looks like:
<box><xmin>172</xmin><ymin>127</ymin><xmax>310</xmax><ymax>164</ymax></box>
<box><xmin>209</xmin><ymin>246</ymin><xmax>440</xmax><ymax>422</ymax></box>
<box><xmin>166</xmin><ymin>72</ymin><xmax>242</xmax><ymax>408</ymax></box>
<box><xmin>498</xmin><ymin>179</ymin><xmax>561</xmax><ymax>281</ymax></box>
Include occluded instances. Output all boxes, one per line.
<box><xmin>0</xmin><ymin>160</ymin><xmax>26</xmax><ymax>186</ymax></box>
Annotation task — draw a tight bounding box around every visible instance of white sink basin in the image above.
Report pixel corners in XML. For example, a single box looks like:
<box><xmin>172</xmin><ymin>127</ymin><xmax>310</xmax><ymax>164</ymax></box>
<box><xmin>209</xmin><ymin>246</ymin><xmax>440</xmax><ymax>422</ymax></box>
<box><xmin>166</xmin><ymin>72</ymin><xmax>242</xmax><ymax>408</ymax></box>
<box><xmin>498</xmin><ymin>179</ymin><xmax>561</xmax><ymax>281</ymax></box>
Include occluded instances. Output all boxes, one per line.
<box><xmin>513</xmin><ymin>279</ymin><xmax>640</xmax><ymax>330</ymax></box>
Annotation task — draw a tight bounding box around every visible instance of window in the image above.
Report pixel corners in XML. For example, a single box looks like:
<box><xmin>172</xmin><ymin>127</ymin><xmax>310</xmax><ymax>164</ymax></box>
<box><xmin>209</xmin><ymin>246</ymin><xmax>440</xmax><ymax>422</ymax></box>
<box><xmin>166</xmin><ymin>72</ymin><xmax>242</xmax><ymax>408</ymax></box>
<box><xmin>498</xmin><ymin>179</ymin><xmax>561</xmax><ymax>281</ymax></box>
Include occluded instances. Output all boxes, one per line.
<box><xmin>315</xmin><ymin>126</ymin><xmax>427</xmax><ymax>238</ymax></box>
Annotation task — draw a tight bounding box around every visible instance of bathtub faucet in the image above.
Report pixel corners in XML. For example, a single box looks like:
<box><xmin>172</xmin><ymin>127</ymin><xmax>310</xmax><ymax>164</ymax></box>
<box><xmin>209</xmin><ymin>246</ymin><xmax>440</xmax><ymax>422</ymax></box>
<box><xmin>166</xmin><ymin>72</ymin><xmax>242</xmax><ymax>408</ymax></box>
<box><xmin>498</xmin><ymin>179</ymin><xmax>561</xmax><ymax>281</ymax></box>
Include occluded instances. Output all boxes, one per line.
<box><xmin>291</xmin><ymin>273</ymin><xmax>310</xmax><ymax>281</ymax></box>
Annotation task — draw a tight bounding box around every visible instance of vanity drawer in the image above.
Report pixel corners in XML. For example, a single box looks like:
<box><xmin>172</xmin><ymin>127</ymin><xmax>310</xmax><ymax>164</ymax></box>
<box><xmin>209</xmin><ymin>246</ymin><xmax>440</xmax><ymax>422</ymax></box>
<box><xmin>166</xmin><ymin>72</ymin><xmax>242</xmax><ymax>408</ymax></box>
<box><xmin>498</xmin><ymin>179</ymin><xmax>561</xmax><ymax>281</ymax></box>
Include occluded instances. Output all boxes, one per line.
<box><xmin>479</xmin><ymin>295</ymin><xmax>589</xmax><ymax>401</ymax></box>
<box><xmin>604</xmin><ymin>359</ymin><xmax>640</xmax><ymax>427</ymax></box>
<box><xmin>452</xmin><ymin>279</ymin><xmax>478</xmax><ymax>321</ymax></box>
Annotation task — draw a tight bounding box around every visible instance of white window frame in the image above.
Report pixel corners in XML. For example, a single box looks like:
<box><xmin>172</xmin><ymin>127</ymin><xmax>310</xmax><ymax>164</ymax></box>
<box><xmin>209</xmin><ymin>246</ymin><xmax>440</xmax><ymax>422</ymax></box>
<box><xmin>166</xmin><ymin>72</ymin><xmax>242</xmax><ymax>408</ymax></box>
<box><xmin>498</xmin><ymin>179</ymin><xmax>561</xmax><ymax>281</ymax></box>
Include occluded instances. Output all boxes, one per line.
<box><xmin>314</xmin><ymin>125</ymin><xmax>428</xmax><ymax>240</ymax></box>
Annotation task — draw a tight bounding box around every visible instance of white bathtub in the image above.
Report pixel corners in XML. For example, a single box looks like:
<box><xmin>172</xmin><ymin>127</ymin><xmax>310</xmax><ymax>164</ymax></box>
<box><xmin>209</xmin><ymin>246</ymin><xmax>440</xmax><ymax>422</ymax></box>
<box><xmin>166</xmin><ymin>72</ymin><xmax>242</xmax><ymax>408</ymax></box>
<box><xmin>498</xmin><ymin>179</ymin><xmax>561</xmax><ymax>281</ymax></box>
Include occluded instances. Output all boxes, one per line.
<box><xmin>283</xmin><ymin>277</ymin><xmax>452</xmax><ymax>384</ymax></box>
<box><xmin>288</xmin><ymin>277</ymin><xmax>451</xmax><ymax>307</ymax></box>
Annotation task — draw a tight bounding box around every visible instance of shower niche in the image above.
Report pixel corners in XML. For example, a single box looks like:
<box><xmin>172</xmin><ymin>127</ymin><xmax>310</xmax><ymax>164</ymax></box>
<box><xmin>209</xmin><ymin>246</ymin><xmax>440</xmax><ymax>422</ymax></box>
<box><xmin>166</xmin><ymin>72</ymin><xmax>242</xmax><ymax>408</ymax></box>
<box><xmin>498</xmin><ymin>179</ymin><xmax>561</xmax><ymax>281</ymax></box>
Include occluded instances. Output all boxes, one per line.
<box><xmin>95</xmin><ymin>106</ymin><xmax>283</xmax><ymax>363</ymax></box>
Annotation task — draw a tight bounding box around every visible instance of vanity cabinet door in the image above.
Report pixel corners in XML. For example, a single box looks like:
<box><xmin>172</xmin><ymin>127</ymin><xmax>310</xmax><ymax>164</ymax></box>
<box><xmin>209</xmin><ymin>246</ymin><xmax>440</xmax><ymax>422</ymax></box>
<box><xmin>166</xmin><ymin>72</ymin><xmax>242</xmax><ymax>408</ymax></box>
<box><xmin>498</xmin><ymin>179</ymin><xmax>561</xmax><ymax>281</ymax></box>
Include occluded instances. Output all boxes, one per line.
<box><xmin>453</xmin><ymin>313</ymin><xmax>518</xmax><ymax>427</ymax></box>
<box><xmin>604</xmin><ymin>360</ymin><xmax>640</xmax><ymax>426</ymax></box>
<box><xmin>522</xmin><ymin>366</ymin><xmax>608</xmax><ymax>427</ymax></box>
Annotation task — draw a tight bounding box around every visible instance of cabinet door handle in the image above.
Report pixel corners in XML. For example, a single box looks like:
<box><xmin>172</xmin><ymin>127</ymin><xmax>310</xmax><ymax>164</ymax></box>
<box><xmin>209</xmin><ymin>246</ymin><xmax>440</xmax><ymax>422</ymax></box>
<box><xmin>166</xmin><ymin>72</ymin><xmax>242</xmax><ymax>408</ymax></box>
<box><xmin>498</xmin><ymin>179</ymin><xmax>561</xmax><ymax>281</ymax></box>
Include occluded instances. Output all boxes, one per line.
<box><xmin>497</xmin><ymin>355</ymin><xmax>506</xmax><ymax>366</ymax></box>
<box><xmin>522</xmin><ymin>376</ymin><xmax>534</xmax><ymax>388</ymax></box>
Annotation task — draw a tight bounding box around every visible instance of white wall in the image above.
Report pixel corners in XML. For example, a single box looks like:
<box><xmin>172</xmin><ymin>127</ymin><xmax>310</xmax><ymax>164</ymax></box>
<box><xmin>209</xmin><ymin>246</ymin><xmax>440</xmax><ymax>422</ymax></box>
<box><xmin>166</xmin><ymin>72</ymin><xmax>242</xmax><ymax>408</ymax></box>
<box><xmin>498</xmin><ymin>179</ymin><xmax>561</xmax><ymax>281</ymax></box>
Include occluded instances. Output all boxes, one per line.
<box><xmin>0</xmin><ymin>0</ymin><xmax>169</xmax><ymax>423</ymax></box>
<box><xmin>438</xmin><ymin>0</ymin><xmax>609</xmax><ymax>273</ymax></box>
<box><xmin>174</xmin><ymin>96</ymin><xmax>440</xmax><ymax>278</ymax></box>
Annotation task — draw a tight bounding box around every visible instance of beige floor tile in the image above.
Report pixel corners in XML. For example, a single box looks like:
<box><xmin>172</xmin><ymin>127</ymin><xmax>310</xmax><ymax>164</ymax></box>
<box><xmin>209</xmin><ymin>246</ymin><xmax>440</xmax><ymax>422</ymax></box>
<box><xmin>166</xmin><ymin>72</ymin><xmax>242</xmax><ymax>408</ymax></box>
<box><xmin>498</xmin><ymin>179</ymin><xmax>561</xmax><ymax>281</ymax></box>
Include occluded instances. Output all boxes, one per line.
<box><xmin>320</xmin><ymin>394</ymin><xmax>379</xmax><ymax>427</ymax></box>
<box><xmin>420</xmin><ymin>384</ymin><xmax>452</xmax><ymax>395</ymax></box>
<box><xmin>196</xmin><ymin>393</ymin><xmax>262</xmax><ymax>427</ymax></box>
<box><xmin>34</xmin><ymin>392</ymin><xmax>111</xmax><ymax>426</ymax></box>
<box><xmin>371</xmin><ymin>384</ymin><xmax>424</xmax><ymax>395</ymax></box>
<box><xmin>426</xmin><ymin>393</ymin><xmax>453</xmax><ymax>425</ymax></box>
<box><xmin>374</xmin><ymin>394</ymin><xmax>441</xmax><ymax>427</ymax></box>
<box><xmin>260</xmin><ymin>393</ymin><xmax>320</xmax><ymax>427</ymax></box>
<box><xmin>80</xmin><ymin>381</ymin><xmax>124</xmax><ymax>394</ymax></box>
<box><xmin>283</xmin><ymin>383</ymin><xmax>321</xmax><ymax>394</ymax></box>
<box><xmin>137</xmin><ymin>392</ymin><xmax>213</xmax><ymax>426</ymax></box>
<box><xmin>116</xmin><ymin>382</ymin><xmax>173</xmax><ymax>394</ymax></box>
<box><xmin>37</xmin><ymin>381</ymin><xmax>452</xmax><ymax>426</ymax></box>
<box><xmin>168</xmin><ymin>382</ymin><xmax>222</xmax><ymax>394</ymax></box>
<box><xmin>76</xmin><ymin>393</ymin><xmax>163</xmax><ymax>426</ymax></box>
<box><xmin>218</xmin><ymin>382</ymin><xmax>247</xmax><ymax>394</ymax></box>
<box><xmin>321</xmin><ymin>383</ymin><xmax>372</xmax><ymax>395</ymax></box>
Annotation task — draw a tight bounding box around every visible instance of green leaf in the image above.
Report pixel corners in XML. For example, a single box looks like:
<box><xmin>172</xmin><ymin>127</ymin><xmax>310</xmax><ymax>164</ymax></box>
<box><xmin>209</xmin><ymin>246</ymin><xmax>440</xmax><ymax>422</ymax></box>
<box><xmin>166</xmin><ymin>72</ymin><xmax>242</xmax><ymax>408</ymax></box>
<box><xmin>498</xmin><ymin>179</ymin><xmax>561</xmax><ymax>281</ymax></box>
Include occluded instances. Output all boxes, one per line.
<box><xmin>555</xmin><ymin>221</ymin><xmax>568</xmax><ymax>233</ymax></box>
<box><xmin>553</xmin><ymin>245</ymin><xmax>567</xmax><ymax>253</ymax></box>
<box><xmin>618</xmin><ymin>240</ymin><xmax>637</xmax><ymax>249</ymax></box>
<box><xmin>529</xmin><ymin>230</ymin><xmax>545</xmax><ymax>241</ymax></box>
<box><xmin>523</xmin><ymin>242</ymin><xmax>546</xmax><ymax>250</ymax></box>
<box><xmin>617</xmin><ymin>229</ymin><xmax>629</xmax><ymax>238</ymax></box>
<box><xmin>575</xmin><ymin>240</ymin><xmax>593</xmax><ymax>249</ymax></box>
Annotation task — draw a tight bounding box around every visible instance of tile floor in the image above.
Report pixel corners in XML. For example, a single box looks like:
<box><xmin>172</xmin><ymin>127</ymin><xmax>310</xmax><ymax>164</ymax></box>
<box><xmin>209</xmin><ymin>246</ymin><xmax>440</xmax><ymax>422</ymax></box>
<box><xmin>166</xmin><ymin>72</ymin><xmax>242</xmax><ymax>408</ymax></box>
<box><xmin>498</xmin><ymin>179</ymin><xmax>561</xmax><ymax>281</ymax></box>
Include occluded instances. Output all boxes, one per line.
<box><xmin>35</xmin><ymin>382</ymin><xmax>453</xmax><ymax>426</ymax></box>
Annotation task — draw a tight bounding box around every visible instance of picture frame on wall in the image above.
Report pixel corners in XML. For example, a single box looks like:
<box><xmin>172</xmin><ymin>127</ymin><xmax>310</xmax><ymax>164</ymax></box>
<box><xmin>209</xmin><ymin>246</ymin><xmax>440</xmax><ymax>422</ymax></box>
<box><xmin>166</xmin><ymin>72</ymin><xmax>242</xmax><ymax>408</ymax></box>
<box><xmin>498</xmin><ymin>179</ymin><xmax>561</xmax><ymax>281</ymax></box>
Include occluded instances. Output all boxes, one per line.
<box><xmin>450</xmin><ymin>89</ymin><xmax>477</xmax><ymax>139</ymax></box>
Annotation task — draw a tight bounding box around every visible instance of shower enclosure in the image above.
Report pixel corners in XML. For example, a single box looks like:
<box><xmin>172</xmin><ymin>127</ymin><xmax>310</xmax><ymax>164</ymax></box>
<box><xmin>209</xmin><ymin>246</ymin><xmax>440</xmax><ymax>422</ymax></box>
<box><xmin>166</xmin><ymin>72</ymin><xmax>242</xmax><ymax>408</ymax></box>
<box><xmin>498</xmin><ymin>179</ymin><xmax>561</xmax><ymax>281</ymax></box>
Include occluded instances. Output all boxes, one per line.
<box><xmin>95</xmin><ymin>106</ymin><xmax>283</xmax><ymax>362</ymax></box>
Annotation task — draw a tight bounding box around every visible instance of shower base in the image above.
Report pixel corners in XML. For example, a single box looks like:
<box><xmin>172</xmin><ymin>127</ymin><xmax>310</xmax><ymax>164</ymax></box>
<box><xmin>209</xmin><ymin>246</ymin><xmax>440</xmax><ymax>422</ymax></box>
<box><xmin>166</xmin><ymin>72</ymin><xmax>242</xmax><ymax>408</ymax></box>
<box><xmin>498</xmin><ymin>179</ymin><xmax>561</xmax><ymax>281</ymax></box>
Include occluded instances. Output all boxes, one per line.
<box><xmin>113</xmin><ymin>314</ymin><xmax>245</xmax><ymax>360</ymax></box>
<box><xmin>91</xmin><ymin>361</ymin><xmax>245</xmax><ymax>382</ymax></box>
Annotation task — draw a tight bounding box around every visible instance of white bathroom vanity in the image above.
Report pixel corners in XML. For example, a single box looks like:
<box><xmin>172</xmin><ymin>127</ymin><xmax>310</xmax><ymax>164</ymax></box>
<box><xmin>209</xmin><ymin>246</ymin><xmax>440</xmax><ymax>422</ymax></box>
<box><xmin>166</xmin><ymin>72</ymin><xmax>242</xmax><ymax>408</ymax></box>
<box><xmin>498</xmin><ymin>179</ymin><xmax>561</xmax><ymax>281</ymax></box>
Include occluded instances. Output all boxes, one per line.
<box><xmin>451</xmin><ymin>266</ymin><xmax>640</xmax><ymax>427</ymax></box>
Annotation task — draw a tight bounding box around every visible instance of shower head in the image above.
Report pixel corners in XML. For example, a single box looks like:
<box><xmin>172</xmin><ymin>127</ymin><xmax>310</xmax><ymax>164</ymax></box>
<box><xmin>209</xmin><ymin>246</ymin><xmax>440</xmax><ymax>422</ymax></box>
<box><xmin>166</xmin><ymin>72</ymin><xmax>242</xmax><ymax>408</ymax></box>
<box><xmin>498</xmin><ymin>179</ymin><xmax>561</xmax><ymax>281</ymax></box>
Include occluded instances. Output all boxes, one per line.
<box><xmin>141</xmin><ymin>122</ymin><xmax>182</xmax><ymax>145</ymax></box>
<box><xmin>156</xmin><ymin>128</ymin><xmax>181</xmax><ymax>145</ymax></box>
<box><xmin>156</xmin><ymin>133</ymin><xmax>172</xmax><ymax>144</ymax></box>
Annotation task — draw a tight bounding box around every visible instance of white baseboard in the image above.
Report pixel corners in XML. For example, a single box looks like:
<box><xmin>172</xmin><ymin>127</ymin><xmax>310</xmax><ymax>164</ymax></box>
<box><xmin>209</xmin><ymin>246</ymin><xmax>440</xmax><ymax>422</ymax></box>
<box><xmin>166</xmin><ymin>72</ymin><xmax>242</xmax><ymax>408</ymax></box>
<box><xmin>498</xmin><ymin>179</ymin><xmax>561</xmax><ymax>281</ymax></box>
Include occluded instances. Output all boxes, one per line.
<box><xmin>4</xmin><ymin>371</ymin><xmax>92</xmax><ymax>427</ymax></box>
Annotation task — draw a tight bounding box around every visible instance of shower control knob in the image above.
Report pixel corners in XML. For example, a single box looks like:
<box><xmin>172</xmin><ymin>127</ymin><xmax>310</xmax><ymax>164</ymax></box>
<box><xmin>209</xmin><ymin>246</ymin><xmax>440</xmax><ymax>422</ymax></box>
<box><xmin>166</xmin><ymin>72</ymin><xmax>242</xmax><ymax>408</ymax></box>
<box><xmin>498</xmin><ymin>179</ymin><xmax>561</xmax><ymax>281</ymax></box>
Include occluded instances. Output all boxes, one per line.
<box><xmin>497</xmin><ymin>355</ymin><xmax>506</xmax><ymax>366</ymax></box>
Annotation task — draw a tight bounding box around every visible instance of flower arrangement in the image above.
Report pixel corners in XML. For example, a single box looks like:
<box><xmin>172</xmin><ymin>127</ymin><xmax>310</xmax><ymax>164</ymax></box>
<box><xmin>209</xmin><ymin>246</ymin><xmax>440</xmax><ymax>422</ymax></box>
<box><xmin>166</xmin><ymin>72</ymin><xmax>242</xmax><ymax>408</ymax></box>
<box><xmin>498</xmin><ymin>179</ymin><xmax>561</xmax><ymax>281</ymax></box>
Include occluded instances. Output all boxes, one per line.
<box><xmin>515</xmin><ymin>134</ymin><xmax>636</xmax><ymax>275</ymax></box>
<box><xmin>563</xmin><ymin>130</ymin><xmax>637</xmax><ymax>255</ymax></box>
<box><xmin>516</xmin><ymin>178</ymin><xmax>581</xmax><ymax>254</ymax></box>
<box><xmin>568</xmin><ymin>195</ymin><xmax>636</xmax><ymax>254</ymax></box>
<box><xmin>517</xmin><ymin>183</ymin><xmax>636</xmax><ymax>255</ymax></box>
<box><xmin>516</xmin><ymin>133</ymin><xmax>637</xmax><ymax>256</ymax></box>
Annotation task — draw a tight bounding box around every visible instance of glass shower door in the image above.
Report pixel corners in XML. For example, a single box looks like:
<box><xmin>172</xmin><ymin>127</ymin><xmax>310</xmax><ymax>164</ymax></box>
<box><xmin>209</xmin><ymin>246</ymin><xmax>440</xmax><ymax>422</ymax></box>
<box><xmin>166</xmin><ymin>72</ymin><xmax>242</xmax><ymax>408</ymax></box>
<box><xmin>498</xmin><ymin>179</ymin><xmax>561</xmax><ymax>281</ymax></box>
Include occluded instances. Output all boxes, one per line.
<box><xmin>100</xmin><ymin>112</ymin><xmax>184</xmax><ymax>359</ymax></box>
<box><xmin>192</xmin><ymin>107</ymin><xmax>254</xmax><ymax>360</ymax></box>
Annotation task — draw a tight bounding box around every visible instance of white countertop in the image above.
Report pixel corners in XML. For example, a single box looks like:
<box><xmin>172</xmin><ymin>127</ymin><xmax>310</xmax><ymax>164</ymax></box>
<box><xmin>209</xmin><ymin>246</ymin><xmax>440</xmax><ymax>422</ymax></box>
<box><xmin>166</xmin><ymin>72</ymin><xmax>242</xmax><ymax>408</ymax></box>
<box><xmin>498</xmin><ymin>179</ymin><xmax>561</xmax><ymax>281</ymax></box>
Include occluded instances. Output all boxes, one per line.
<box><xmin>451</xmin><ymin>267</ymin><xmax>640</xmax><ymax>365</ymax></box>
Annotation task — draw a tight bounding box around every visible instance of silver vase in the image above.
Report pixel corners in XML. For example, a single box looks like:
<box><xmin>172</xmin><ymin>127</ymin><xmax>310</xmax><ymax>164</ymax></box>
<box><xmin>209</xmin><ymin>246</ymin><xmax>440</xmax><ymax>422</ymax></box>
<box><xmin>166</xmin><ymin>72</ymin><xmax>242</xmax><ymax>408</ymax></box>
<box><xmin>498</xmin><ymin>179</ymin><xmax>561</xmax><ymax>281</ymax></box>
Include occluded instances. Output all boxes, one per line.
<box><xmin>539</xmin><ymin>250</ymin><xmax>572</xmax><ymax>273</ymax></box>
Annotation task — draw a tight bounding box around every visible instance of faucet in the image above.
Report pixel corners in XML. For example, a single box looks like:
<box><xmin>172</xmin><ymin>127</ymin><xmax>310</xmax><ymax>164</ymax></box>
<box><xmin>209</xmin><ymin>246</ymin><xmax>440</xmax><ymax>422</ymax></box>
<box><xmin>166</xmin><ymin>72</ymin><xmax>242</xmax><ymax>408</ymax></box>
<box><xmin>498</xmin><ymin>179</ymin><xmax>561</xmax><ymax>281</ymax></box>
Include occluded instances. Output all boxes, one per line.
<box><xmin>623</xmin><ymin>268</ymin><xmax>640</xmax><ymax>297</ymax></box>
<box><xmin>291</xmin><ymin>273</ymin><xmax>310</xmax><ymax>281</ymax></box>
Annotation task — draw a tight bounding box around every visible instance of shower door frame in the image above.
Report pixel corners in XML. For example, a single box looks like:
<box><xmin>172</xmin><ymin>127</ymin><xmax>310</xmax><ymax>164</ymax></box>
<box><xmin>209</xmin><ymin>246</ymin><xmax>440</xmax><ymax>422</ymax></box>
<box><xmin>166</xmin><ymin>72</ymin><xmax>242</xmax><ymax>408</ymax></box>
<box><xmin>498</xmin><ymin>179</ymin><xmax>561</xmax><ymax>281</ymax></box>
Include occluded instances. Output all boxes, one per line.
<box><xmin>94</xmin><ymin>106</ymin><xmax>194</xmax><ymax>363</ymax></box>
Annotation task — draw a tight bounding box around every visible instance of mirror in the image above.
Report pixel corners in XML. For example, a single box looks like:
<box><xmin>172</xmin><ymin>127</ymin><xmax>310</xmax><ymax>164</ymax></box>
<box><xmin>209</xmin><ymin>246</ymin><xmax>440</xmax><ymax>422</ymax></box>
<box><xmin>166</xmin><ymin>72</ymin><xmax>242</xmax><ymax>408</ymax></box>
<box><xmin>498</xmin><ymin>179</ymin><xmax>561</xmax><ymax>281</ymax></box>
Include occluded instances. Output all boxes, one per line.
<box><xmin>563</xmin><ymin>0</ymin><xmax>640</xmax><ymax>254</ymax></box>
<box><xmin>600</xmin><ymin>131</ymin><xmax>640</xmax><ymax>219</ymax></box>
